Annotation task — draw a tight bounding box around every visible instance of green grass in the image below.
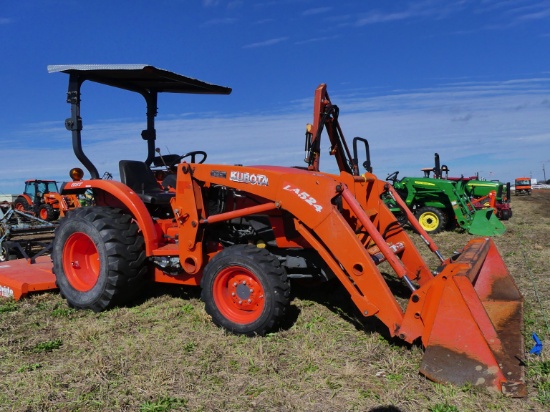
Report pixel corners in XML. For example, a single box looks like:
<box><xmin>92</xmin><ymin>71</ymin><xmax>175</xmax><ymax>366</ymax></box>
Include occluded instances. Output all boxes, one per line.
<box><xmin>430</xmin><ymin>404</ymin><xmax>459</xmax><ymax>412</ymax></box>
<box><xmin>0</xmin><ymin>191</ymin><xmax>549</xmax><ymax>411</ymax></box>
<box><xmin>140</xmin><ymin>396</ymin><xmax>187</xmax><ymax>412</ymax></box>
<box><xmin>0</xmin><ymin>299</ymin><xmax>17</xmax><ymax>313</ymax></box>
<box><xmin>32</xmin><ymin>339</ymin><xmax>62</xmax><ymax>353</ymax></box>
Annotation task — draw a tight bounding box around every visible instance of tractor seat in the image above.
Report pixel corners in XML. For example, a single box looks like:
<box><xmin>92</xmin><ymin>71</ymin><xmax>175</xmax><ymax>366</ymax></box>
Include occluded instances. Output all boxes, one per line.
<box><xmin>119</xmin><ymin>160</ymin><xmax>174</xmax><ymax>205</ymax></box>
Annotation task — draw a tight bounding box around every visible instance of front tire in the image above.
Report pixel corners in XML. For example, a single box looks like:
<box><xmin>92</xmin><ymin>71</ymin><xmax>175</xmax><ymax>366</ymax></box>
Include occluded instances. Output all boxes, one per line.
<box><xmin>415</xmin><ymin>206</ymin><xmax>447</xmax><ymax>234</ymax></box>
<box><xmin>52</xmin><ymin>207</ymin><xmax>147</xmax><ymax>312</ymax></box>
<box><xmin>38</xmin><ymin>204</ymin><xmax>56</xmax><ymax>221</ymax></box>
<box><xmin>201</xmin><ymin>244</ymin><xmax>290</xmax><ymax>336</ymax></box>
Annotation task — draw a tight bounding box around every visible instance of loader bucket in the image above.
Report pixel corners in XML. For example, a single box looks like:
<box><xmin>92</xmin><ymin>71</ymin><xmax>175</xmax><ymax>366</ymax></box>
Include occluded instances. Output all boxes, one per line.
<box><xmin>466</xmin><ymin>208</ymin><xmax>506</xmax><ymax>236</ymax></box>
<box><xmin>418</xmin><ymin>238</ymin><xmax>525</xmax><ymax>396</ymax></box>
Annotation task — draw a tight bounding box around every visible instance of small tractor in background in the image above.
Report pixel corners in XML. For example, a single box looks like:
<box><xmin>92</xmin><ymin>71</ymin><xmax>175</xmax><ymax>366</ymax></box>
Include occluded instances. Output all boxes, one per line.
<box><xmin>13</xmin><ymin>178</ymin><xmax>82</xmax><ymax>221</ymax></box>
<box><xmin>0</xmin><ymin>66</ymin><xmax>526</xmax><ymax>396</ymax></box>
<box><xmin>384</xmin><ymin>169</ymin><xmax>506</xmax><ymax>236</ymax></box>
<box><xmin>514</xmin><ymin>177</ymin><xmax>532</xmax><ymax>195</ymax></box>
<box><xmin>419</xmin><ymin>153</ymin><xmax>512</xmax><ymax>221</ymax></box>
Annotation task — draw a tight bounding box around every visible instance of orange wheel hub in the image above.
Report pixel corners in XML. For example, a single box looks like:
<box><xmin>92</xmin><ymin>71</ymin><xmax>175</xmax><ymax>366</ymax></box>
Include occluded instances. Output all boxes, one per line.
<box><xmin>213</xmin><ymin>266</ymin><xmax>265</xmax><ymax>324</ymax></box>
<box><xmin>62</xmin><ymin>232</ymin><xmax>100</xmax><ymax>292</ymax></box>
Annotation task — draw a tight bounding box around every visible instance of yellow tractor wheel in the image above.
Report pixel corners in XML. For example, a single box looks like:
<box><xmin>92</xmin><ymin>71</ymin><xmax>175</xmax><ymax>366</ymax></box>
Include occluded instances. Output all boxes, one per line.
<box><xmin>415</xmin><ymin>207</ymin><xmax>447</xmax><ymax>234</ymax></box>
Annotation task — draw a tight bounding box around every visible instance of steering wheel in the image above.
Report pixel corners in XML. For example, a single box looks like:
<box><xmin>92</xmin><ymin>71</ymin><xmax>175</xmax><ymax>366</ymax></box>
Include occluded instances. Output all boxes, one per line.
<box><xmin>181</xmin><ymin>150</ymin><xmax>207</xmax><ymax>164</ymax></box>
<box><xmin>386</xmin><ymin>171</ymin><xmax>399</xmax><ymax>183</ymax></box>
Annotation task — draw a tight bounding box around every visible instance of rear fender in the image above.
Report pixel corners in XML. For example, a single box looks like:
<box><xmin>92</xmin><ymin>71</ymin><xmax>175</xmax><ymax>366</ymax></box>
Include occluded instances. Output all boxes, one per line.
<box><xmin>19</xmin><ymin>194</ymin><xmax>33</xmax><ymax>205</ymax></box>
<box><xmin>62</xmin><ymin>180</ymin><xmax>159</xmax><ymax>254</ymax></box>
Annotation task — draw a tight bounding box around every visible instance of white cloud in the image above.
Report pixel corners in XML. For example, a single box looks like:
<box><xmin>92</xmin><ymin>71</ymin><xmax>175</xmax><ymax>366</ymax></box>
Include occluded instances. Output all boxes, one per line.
<box><xmin>349</xmin><ymin>0</ymin><xmax>550</xmax><ymax>30</ymax></box>
<box><xmin>294</xmin><ymin>35</ymin><xmax>340</xmax><ymax>45</ymax></box>
<box><xmin>243</xmin><ymin>37</ymin><xmax>289</xmax><ymax>48</ymax></box>
<box><xmin>355</xmin><ymin>11</ymin><xmax>414</xmax><ymax>26</ymax></box>
<box><xmin>1</xmin><ymin>76</ymin><xmax>549</xmax><ymax>194</ymax></box>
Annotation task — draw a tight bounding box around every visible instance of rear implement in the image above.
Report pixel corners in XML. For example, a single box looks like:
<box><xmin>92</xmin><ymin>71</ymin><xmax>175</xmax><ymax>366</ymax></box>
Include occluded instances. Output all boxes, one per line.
<box><xmin>0</xmin><ymin>256</ymin><xmax>55</xmax><ymax>299</ymax></box>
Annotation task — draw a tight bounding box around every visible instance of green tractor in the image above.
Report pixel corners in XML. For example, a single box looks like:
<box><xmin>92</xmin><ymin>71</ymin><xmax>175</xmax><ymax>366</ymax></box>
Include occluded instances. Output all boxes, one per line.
<box><xmin>417</xmin><ymin>154</ymin><xmax>512</xmax><ymax>221</ymax></box>
<box><xmin>463</xmin><ymin>179</ymin><xmax>512</xmax><ymax>220</ymax></box>
<box><xmin>385</xmin><ymin>154</ymin><xmax>506</xmax><ymax>236</ymax></box>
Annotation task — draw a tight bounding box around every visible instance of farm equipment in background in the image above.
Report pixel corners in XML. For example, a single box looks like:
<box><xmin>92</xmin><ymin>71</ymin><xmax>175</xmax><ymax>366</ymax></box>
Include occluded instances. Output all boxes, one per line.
<box><xmin>0</xmin><ymin>205</ymin><xmax>55</xmax><ymax>263</ymax></box>
<box><xmin>465</xmin><ymin>179</ymin><xmax>512</xmax><ymax>220</ymax></box>
<box><xmin>0</xmin><ymin>66</ymin><xmax>526</xmax><ymax>396</ymax></box>
<box><xmin>514</xmin><ymin>177</ymin><xmax>532</xmax><ymax>195</ymax></box>
<box><xmin>13</xmin><ymin>178</ymin><xmax>83</xmax><ymax>221</ymax></box>
<box><xmin>383</xmin><ymin>154</ymin><xmax>506</xmax><ymax>235</ymax></box>
<box><xmin>420</xmin><ymin>153</ymin><xmax>512</xmax><ymax>221</ymax></box>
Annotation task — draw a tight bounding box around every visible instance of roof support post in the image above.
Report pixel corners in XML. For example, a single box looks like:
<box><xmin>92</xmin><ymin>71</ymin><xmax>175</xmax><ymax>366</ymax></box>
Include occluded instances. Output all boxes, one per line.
<box><xmin>65</xmin><ymin>73</ymin><xmax>100</xmax><ymax>179</ymax></box>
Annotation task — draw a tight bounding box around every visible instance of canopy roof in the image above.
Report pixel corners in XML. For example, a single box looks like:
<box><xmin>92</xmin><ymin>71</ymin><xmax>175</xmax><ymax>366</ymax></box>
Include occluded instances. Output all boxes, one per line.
<box><xmin>47</xmin><ymin>64</ymin><xmax>232</xmax><ymax>95</ymax></box>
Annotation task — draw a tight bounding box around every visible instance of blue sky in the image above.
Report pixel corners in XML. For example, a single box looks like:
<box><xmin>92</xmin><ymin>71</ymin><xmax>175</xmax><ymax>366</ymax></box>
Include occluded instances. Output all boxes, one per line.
<box><xmin>1</xmin><ymin>0</ymin><xmax>549</xmax><ymax>194</ymax></box>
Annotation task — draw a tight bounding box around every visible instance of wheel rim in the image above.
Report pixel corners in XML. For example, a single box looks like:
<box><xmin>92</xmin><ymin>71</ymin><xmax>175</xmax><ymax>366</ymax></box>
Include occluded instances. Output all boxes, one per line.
<box><xmin>62</xmin><ymin>232</ymin><xmax>100</xmax><ymax>292</ymax></box>
<box><xmin>39</xmin><ymin>208</ymin><xmax>48</xmax><ymax>220</ymax></box>
<box><xmin>213</xmin><ymin>266</ymin><xmax>265</xmax><ymax>324</ymax></box>
<box><xmin>419</xmin><ymin>211</ymin><xmax>440</xmax><ymax>231</ymax></box>
<box><xmin>14</xmin><ymin>203</ymin><xmax>26</xmax><ymax>211</ymax></box>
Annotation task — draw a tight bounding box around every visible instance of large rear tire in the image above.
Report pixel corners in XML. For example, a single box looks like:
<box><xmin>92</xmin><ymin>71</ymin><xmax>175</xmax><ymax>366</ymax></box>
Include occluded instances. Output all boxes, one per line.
<box><xmin>52</xmin><ymin>207</ymin><xmax>147</xmax><ymax>312</ymax></box>
<box><xmin>13</xmin><ymin>196</ymin><xmax>31</xmax><ymax>212</ymax></box>
<box><xmin>201</xmin><ymin>244</ymin><xmax>290</xmax><ymax>336</ymax></box>
<box><xmin>415</xmin><ymin>206</ymin><xmax>447</xmax><ymax>234</ymax></box>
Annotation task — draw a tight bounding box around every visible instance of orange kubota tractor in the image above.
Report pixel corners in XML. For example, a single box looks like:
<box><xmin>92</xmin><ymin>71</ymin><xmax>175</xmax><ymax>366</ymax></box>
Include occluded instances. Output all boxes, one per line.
<box><xmin>7</xmin><ymin>65</ymin><xmax>525</xmax><ymax>396</ymax></box>
<box><xmin>13</xmin><ymin>178</ymin><xmax>82</xmax><ymax>221</ymax></box>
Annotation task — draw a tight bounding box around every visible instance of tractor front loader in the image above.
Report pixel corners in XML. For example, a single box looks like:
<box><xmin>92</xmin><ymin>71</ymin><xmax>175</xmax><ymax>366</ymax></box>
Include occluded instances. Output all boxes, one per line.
<box><xmin>1</xmin><ymin>67</ymin><xmax>525</xmax><ymax>396</ymax></box>
<box><xmin>301</xmin><ymin>83</ymin><xmax>524</xmax><ymax>394</ymax></box>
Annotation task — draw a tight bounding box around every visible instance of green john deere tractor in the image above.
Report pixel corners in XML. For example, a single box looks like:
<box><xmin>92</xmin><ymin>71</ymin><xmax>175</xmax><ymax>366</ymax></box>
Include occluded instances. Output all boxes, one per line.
<box><xmin>384</xmin><ymin>155</ymin><xmax>506</xmax><ymax>236</ymax></box>
<box><xmin>418</xmin><ymin>154</ymin><xmax>512</xmax><ymax>221</ymax></box>
<box><xmin>463</xmin><ymin>179</ymin><xmax>512</xmax><ymax>220</ymax></box>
